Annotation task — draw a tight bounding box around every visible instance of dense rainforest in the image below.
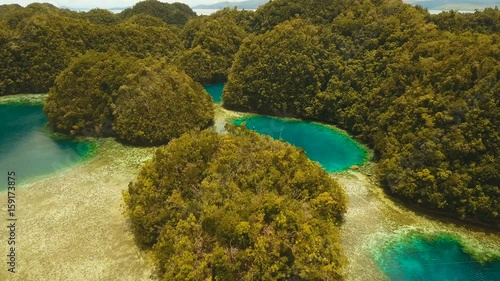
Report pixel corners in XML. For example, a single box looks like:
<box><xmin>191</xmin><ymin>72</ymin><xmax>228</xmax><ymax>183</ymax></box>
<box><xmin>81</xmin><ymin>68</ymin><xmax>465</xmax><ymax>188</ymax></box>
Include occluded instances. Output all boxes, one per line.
<box><xmin>125</xmin><ymin>125</ymin><xmax>347</xmax><ymax>280</ymax></box>
<box><xmin>222</xmin><ymin>0</ymin><xmax>500</xmax><ymax>225</ymax></box>
<box><xmin>0</xmin><ymin>0</ymin><xmax>498</xmax><ymax>247</ymax></box>
<box><xmin>43</xmin><ymin>52</ymin><xmax>214</xmax><ymax>145</ymax></box>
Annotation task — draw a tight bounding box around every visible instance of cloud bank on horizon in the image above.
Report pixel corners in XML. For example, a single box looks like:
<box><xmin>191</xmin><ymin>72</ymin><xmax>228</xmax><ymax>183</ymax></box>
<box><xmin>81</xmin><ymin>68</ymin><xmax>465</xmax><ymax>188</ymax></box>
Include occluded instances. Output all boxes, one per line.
<box><xmin>0</xmin><ymin>0</ymin><xmax>240</xmax><ymax>8</ymax></box>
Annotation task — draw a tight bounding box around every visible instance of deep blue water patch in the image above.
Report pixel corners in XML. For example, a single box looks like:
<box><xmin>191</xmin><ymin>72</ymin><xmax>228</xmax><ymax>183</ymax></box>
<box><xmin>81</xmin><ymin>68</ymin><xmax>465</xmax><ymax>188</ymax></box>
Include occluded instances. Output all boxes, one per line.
<box><xmin>232</xmin><ymin>115</ymin><xmax>366</xmax><ymax>172</ymax></box>
<box><xmin>376</xmin><ymin>234</ymin><xmax>500</xmax><ymax>281</ymax></box>
<box><xmin>204</xmin><ymin>83</ymin><xmax>224</xmax><ymax>103</ymax></box>
<box><xmin>0</xmin><ymin>104</ymin><xmax>95</xmax><ymax>190</ymax></box>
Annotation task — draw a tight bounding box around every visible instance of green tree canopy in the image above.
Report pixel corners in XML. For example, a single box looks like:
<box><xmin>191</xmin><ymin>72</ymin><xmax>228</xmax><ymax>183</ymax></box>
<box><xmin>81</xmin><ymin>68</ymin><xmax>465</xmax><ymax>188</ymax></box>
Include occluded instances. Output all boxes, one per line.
<box><xmin>178</xmin><ymin>11</ymin><xmax>248</xmax><ymax>84</ymax></box>
<box><xmin>113</xmin><ymin>60</ymin><xmax>214</xmax><ymax>146</ymax></box>
<box><xmin>430</xmin><ymin>7</ymin><xmax>500</xmax><ymax>34</ymax></box>
<box><xmin>91</xmin><ymin>16</ymin><xmax>184</xmax><ymax>59</ymax></box>
<box><xmin>223</xmin><ymin>18</ymin><xmax>332</xmax><ymax>118</ymax></box>
<box><xmin>45</xmin><ymin>54</ymin><xmax>214</xmax><ymax>146</ymax></box>
<box><xmin>375</xmin><ymin>31</ymin><xmax>500</xmax><ymax>222</ymax></box>
<box><xmin>119</xmin><ymin>0</ymin><xmax>196</xmax><ymax>26</ymax></box>
<box><xmin>250</xmin><ymin>0</ymin><xmax>373</xmax><ymax>33</ymax></box>
<box><xmin>0</xmin><ymin>12</ymin><xmax>92</xmax><ymax>95</ymax></box>
<box><xmin>125</xmin><ymin>125</ymin><xmax>347</xmax><ymax>280</ymax></box>
<box><xmin>44</xmin><ymin>51</ymin><xmax>137</xmax><ymax>137</ymax></box>
<box><xmin>80</xmin><ymin>8</ymin><xmax>119</xmax><ymax>25</ymax></box>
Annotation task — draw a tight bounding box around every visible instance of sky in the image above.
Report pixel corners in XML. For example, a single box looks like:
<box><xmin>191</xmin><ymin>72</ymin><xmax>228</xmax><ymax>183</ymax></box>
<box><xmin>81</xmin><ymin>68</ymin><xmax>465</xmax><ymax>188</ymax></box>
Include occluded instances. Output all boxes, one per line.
<box><xmin>0</xmin><ymin>0</ymin><xmax>242</xmax><ymax>8</ymax></box>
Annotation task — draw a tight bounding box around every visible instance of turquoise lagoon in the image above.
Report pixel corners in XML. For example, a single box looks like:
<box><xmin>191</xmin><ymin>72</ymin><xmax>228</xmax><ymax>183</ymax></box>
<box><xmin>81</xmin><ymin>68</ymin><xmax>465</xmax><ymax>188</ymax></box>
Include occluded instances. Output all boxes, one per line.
<box><xmin>0</xmin><ymin>104</ymin><xmax>94</xmax><ymax>189</ymax></box>
<box><xmin>204</xmin><ymin>83</ymin><xmax>224</xmax><ymax>103</ymax></box>
<box><xmin>376</xmin><ymin>234</ymin><xmax>500</xmax><ymax>281</ymax></box>
<box><xmin>233</xmin><ymin>115</ymin><xmax>367</xmax><ymax>172</ymax></box>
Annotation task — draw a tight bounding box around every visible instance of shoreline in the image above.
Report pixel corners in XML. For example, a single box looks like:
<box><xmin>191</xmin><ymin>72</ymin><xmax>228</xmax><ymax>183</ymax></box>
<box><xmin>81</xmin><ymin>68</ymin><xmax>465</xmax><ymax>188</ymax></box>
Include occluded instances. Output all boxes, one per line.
<box><xmin>1</xmin><ymin>94</ymin><xmax>158</xmax><ymax>280</ymax></box>
<box><xmin>0</xmin><ymin>93</ymin><xmax>46</xmax><ymax>105</ymax></box>
<box><xmin>0</xmin><ymin>93</ymin><xmax>101</xmax><ymax>192</ymax></box>
<box><xmin>334</xmin><ymin>169</ymin><xmax>500</xmax><ymax>280</ymax></box>
<box><xmin>381</xmin><ymin>187</ymin><xmax>500</xmax><ymax>233</ymax></box>
<box><xmin>0</xmin><ymin>96</ymin><xmax>498</xmax><ymax>280</ymax></box>
<box><xmin>0</xmin><ymin>138</ymin><xmax>158</xmax><ymax>281</ymax></box>
<box><xmin>219</xmin><ymin>106</ymin><xmax>373</xmax><ymax>166</ymax></box>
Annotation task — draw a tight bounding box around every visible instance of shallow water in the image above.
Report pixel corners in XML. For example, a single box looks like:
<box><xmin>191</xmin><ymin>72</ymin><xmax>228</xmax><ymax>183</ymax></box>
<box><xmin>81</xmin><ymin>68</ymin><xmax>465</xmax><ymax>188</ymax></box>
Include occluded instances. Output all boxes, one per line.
<box><xmin>376</xmin><ymin>234</ymin><xmax>500</xmax><ymax>281</ymax></box>
<box><xmin>204</xmin><ymin>83</ymin><xmax>224</xmax><ymax>103</ymax></box>
<box><xmin>0</xmin><ymin>104</ymin><xmax>94</xmax><ymax>188</ymax></box>
<box><xmin>233</xmin><ymin>115</ymin><xmax>366</xmax><ymax>172</ymax></box>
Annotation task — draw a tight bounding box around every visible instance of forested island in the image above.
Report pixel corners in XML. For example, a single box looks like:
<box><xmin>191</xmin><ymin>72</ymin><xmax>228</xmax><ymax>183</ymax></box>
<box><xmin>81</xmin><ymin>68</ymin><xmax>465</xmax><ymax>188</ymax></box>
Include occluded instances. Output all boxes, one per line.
<box><xmin>0</xmin><ymin>0</ymin><xmax>499</xmax><ymax>279</ymax></box>
<box><xmin>125</xmin><ymin>126</ymin><xmax>348</xmax><ymax>279</ymax></box>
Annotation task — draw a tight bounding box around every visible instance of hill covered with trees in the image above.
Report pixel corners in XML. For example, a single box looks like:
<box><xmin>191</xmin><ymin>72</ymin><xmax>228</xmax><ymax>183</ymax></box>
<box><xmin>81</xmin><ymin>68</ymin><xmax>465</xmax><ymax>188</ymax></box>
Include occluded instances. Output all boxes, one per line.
<box><xmin>44</xmin><ymin>52</ymin><xmax>214</xmax><ymax>145</ymax></box>
<box><xmin>177</xmin><ymin>8</ymin><xmax>250</xmax><ymax>84</ymax></box>
<box><xmin>124</xmin><ymin>125</ymin><xmax>348</xmax><ymax>280</ymax></box>
<box><xmin>113</xmin><ymin>60</ymin><xmax>214</xmax><ymax>145</ymax></box>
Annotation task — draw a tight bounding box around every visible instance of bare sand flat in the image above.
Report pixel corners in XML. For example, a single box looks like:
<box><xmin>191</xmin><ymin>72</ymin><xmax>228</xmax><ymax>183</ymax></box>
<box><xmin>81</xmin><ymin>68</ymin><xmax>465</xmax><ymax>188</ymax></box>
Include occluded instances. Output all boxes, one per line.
<box><xmin>0</xmin><ymin>140</ymin><xmax>157</xmax><ymax>281</ymax></box>
<box><xmin>335</xmin><ymin>168</ymin><xmax>500</xmax><ymax>281</ymax></box>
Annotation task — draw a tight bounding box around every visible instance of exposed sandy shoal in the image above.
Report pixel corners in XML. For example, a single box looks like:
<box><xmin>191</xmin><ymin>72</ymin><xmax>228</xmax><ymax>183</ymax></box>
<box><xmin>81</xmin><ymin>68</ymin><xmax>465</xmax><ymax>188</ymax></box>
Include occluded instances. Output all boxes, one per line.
<box><xmin>0</xmin><ymin>139</ymin><xmax>157</xmax><ymax>281</ymax></box>
<box><xmin>0</xmin><ymin>94</ymin><xmax>45</xmax><ymax>105</ymax></box>
<box><xmin>334</xmin><ymin>166</ymin><xmax>500</xmax><ymax>281</ymax></box>
<box><xmin>213</xmin><ymin>104</ymin><xmax>247</xmax><ymax>133</ymax></box>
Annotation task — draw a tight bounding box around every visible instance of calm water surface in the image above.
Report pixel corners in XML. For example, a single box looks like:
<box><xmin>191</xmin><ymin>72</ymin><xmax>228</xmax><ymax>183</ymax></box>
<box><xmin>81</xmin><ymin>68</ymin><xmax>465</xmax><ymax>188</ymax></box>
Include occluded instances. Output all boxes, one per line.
<box><xmin>376</xmin><ymin>234</ymin><xmax>500</xmax><ymax>281</ymax></box>
<box><xmin>0</xmin><ymin>104</ymin><xmax>94</xmax><ymax>189</ymax></box>
<box><xmin>233</xmin><ymin>115</ymin><xmax>366</xmax><ymax>172</ymax></box>
<box><xmin>204</xmin><ymin>83</ymin><xmax>224</xmax><ymax>103</ymax></box>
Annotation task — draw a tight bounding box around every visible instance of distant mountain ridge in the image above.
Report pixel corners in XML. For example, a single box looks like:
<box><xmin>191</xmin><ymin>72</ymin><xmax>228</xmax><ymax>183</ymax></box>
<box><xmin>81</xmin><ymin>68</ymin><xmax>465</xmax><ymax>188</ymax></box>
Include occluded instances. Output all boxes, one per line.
<box><xmin>192</xmin><ymin>0</ymin><xmax>269</xmax><ymax>9</ymax></box>
<box><xmin>59</xmin><ymin>0</ymin><xmax>498</xmax><ymax>12</ymax></box>
<box><xmin>60</xmin><ymin>5</ymin><xmax>130</xmax><ymax>11</ymax></box>
<box><xmin>193</xmin><ymin>0</ymin><xmax>498</xmax><ymax>10</ymax></box>
<box><xmin>406</xmin><ymin>0</ymin><xmax>499</xmax><ymax>10</ymax></box>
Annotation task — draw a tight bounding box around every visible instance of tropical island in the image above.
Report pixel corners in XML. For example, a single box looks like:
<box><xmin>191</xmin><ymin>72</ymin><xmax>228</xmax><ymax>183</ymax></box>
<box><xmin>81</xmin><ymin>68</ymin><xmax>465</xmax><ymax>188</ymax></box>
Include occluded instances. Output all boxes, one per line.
<box><xmin>0</xmin><ymin>0</ymin><xmax>499</xmax><ymax>280</ymax></box>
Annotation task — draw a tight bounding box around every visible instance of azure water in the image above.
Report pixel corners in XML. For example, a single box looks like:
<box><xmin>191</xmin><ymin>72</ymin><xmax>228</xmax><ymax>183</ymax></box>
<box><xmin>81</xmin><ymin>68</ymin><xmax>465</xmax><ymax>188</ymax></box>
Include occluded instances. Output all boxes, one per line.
<box><xmin>376</xmin><ymin>234</ymin><xmax>500</xmax><ymax>281</ymax></box>
<box><xmin>0</xmin><ymin>104</ymin><xmax>94</xmax><ymax>190</ymax></box>
<box><xmin>233</xmin><ymin>115</ymin><xmax>366</xmax><ymax>172</ymax></box>
<box><xmin>204</xmin><ymin>83</ymin><xmax>224</xmax><ymax>103</ymax></box>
